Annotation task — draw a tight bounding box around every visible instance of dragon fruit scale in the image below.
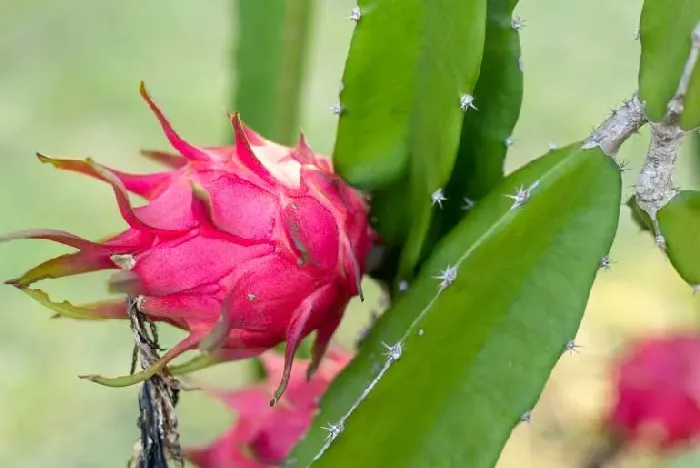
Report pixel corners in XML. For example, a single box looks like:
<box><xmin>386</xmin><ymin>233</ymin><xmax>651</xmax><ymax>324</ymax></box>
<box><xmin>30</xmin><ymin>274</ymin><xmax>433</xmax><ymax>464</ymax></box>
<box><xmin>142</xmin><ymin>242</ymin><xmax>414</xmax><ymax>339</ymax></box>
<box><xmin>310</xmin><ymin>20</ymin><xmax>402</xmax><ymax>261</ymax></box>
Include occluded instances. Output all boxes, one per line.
<box><xmin>2</xmin><ymin>82</ymin><xmax>372</xmax><ymax>403</ymax></box>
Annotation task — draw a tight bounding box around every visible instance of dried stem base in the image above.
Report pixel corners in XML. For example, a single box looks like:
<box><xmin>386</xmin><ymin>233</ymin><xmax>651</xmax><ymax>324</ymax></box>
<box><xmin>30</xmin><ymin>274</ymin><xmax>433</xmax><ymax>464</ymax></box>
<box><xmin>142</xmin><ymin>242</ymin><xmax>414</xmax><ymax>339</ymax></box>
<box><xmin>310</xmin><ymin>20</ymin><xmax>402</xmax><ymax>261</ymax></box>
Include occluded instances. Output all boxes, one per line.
<box><xmin>126</xmin><ymin>296</ymin><xmax>184</xmax><ymax>468</ymax></box>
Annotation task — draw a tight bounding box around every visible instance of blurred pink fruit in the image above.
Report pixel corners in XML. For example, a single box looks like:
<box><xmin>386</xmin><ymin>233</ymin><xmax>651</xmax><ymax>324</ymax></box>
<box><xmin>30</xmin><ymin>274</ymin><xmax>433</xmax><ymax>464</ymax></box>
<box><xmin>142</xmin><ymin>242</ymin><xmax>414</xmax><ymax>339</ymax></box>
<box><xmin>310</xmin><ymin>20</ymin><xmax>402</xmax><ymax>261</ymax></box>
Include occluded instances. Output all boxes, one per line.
<box><xmin>608</xmin><ymin>334</ymin><xmax>700</xmax><ymax>450</ymax></box>
<box><xmin>186</xmin><ymin>347</ymin><xmax>352</xmax><ymax>467</ymax></box>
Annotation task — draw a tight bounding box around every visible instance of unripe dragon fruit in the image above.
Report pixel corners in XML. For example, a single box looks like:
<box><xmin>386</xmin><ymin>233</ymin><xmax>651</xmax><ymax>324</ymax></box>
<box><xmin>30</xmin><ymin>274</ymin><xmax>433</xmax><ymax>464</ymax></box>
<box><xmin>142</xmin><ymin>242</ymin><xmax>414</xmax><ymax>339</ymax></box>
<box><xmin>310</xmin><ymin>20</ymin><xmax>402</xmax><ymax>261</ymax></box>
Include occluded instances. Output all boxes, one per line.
<box><xmin>3</xmin><ymin>83</ymin><xmax>371</xmax><ymax>402</ymax></box>
<box><xmin>607</xmin><ymin>335</ymin><xmax>700</xmax><ymax>450</ymax></box>
<box><xmin>185</xmin><ymin>347</ymin><xmax>352</xmax><ymax>467</ymax></box>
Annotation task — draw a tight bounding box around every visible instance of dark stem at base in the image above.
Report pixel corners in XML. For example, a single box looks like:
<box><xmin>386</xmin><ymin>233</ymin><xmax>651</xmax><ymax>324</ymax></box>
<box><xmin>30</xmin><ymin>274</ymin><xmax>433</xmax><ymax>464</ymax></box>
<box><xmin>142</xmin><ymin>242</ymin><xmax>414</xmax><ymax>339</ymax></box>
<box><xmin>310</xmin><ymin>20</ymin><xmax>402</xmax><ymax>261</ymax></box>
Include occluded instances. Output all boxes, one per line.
<box><xmin>581</xmin><ymin>434</ymin><xmax>624</xmax><ymax>468</ymax></box>
<box><xmin>125</xmin><ymin>296</ymin><xmax>184</xmax><ymax>468</ymax></box>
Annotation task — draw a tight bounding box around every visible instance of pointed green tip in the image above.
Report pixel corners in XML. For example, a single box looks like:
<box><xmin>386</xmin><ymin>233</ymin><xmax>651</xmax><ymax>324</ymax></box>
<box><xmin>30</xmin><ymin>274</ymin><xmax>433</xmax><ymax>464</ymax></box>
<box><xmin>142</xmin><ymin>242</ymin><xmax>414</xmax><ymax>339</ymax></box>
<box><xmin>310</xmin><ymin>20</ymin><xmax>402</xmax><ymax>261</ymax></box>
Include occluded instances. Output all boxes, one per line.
<box><xmin>35</xmin><ymin>152</ymin><xmax>52</xmax><ymax>164</ymax></box>
<box><xmin>79</xmin><ymin>365</ymin><xmax>157</xmax><ymax>387</ymax></box>
<box><xmin>78</xmin><ymin>374</ymin><xmax>101</xmax><ymax>382</ymax></box>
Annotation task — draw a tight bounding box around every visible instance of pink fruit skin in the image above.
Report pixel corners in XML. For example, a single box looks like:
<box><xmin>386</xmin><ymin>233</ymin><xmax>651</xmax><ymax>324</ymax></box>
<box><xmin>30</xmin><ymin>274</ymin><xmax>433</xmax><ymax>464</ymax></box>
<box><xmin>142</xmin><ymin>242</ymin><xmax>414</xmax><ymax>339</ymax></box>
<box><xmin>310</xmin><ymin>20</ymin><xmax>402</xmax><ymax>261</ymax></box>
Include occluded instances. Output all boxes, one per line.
<box><xmin>3</xmin><ymin>82</ymin><xmax>371</xmax><ymax>400</ymax></box>
<box><xmin>608</xmin><ymin>335</ymin><xmax>700</xmax><ymax>450</ymax></box>
<box><xmin>185</xmin><ymin>348</ymin><xmax>352</xmax><ymax>467</ymax></box>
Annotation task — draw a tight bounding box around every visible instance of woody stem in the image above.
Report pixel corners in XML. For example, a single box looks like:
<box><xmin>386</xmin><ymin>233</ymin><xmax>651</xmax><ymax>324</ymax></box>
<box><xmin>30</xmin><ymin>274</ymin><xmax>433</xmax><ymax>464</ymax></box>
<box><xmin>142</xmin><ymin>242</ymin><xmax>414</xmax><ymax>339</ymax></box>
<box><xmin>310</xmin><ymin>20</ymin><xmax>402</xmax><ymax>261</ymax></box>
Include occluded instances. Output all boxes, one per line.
<box><xmin>126</xmin><ymin>296</ymin><xmax>184</xmax><ymax>468</ymax></box>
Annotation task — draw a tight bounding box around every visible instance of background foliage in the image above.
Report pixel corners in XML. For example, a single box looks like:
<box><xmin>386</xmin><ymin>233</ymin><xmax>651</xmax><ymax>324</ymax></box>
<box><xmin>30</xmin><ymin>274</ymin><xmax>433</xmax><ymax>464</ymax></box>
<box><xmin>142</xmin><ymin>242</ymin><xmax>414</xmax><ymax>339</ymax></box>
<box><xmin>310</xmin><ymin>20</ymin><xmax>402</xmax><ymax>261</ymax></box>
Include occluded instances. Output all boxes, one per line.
<box><xmin>1</xmin><ymin>0</ymin><xmax>700</xmax><ymax>467</ymax></box>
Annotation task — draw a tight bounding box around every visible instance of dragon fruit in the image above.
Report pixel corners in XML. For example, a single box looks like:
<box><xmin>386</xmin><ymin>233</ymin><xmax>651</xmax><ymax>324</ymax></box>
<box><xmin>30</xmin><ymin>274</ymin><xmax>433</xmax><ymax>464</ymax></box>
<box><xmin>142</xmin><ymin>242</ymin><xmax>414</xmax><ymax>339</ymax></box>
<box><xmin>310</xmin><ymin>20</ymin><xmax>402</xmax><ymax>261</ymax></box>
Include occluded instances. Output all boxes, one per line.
<box><xmin>3</xmin><ymin>82</ymin><xmax>371</xmax><ymax>402</ymax></box>
<box><xmin>185</xmin><ymin>347</ymin><xmax>352</xmax><ymax>467</ymax></box>
<box><xmin>607</xmin><ymin>334</ymin><xmax>700</xmax><ymax>450</ymax></box>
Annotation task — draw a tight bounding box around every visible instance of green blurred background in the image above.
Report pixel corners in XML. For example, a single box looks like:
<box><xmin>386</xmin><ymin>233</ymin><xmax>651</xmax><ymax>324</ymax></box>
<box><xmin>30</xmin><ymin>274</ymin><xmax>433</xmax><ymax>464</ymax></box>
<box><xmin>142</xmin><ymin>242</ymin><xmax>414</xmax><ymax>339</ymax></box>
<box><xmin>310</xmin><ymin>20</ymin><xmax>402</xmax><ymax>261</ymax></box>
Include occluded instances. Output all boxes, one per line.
<box><xmin>1</xmin><ymin>0</ymin><xmax>700</xmax><ymax>467</ymax></box>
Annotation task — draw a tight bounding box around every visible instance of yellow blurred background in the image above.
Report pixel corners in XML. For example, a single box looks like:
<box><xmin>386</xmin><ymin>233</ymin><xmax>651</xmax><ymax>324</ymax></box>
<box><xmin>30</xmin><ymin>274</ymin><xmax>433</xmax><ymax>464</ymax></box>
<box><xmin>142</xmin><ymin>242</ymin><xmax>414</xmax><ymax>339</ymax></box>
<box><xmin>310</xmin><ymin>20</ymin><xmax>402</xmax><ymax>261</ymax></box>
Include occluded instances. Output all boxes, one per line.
<box><xmin>1</xmin><ymin>0</ymin><xmax>699</xmax><ymax>467</ymax></box>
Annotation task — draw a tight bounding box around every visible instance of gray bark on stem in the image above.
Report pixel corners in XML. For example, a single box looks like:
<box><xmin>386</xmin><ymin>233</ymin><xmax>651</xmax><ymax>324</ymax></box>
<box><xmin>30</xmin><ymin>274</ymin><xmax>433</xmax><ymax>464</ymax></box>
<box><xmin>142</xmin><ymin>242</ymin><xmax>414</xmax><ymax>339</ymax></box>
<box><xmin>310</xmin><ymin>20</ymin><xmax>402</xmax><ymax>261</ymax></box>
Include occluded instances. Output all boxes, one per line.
<box><xmin>126</xmin><ymin>295</ymin><xmax>184</xmax><ymax>468</ymax></box>
<box><xmin>583</xmin><ymin>94</ymin><xmax>647</xmax><ymax>156</ymax></box>
<box><xmin>634</xmin><ymin>21</ymin><xmax>700</xmax><ymax>247</ymax></box>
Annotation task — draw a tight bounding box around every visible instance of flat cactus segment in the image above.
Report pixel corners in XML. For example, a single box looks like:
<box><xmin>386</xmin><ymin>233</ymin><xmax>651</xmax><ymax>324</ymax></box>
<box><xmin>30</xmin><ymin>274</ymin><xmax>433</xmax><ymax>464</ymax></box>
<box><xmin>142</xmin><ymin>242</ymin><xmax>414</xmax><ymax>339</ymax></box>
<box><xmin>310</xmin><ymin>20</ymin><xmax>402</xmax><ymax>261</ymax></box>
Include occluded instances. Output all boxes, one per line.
<box><xmin>288</xmin><ymin>143</ymin><xmax>622</xmax><ymax>467</ymax></box>
<box><xmin>638</xmin><ymin>0</ymin><xmax>700</xmax><ymax>129</ymax></box>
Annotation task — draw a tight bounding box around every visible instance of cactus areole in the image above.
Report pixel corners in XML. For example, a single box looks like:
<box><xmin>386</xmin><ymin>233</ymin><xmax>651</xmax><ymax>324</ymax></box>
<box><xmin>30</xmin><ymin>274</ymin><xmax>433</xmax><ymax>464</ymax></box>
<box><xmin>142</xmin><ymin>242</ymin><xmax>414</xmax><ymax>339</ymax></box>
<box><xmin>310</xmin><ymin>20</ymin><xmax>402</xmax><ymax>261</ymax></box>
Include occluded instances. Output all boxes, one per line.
<box><xmin>3</xmin><ymin>83</ymin><xmax>372</xmax><ymax>403</ymax></box>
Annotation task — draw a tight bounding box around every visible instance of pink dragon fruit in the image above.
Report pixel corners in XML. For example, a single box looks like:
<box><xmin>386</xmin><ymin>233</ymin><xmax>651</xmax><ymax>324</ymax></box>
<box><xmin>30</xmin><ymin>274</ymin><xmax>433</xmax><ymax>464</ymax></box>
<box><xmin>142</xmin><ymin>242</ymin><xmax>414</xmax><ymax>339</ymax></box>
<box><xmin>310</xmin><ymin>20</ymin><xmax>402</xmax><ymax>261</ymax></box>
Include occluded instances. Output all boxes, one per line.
<box><xmin>3</xmin><ymin>83</ymin><xmax>371</xmax><ymax>402</ymax></box>
<box><xmin>607</xmin><ymin>334</ymin><xmax>700</xmax><ymax>450</ymax></box>
<box><xmin>185</xmin><ymin>347</ymin><xmax>352</xmax><ymax>467</ymax></box>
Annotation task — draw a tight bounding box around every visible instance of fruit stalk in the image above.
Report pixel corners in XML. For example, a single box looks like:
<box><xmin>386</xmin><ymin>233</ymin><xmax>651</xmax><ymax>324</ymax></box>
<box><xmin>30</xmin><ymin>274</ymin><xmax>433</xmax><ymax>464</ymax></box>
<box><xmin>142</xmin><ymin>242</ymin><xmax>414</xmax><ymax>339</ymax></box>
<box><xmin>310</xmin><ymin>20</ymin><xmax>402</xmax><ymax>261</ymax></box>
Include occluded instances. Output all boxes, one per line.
<box><xmin>126</xmin><ymin>296</ymin><xmax>184</xmax><ymax>468</ymax></box>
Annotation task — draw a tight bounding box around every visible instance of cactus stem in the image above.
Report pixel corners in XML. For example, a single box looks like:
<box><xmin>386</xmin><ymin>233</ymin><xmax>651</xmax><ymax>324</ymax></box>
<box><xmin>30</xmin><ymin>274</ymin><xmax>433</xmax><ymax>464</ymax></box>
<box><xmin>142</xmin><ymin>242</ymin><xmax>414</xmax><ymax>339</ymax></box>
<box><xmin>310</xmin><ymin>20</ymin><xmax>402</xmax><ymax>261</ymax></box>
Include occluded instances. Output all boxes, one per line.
<box><xmin>308</xmin><ymin>168</ymin><xmax>550</xmax><ymax>464</ymax></box>
<box><xmin>583</xmin><ymin>95</ymin><xmax>647</xmax><ymax>156</ymax></box>
<box><xmin>667</xmin><ymin>21</ymin><xmax>700</xmax><ymax>116</ymax></box>
<box><xmin>633</xmin><ymin>21</ymin><xmax>700</xmax><ymax>244</ymax></box>
<box><xmin>635</xmin><ymin>120</ymin><xmax>684</xmax><ymax>245</ymax></box>
<box><xmin>311</xmin><ymin>354</ymin><xmax>396</xmax><ymax>463</ymax></box>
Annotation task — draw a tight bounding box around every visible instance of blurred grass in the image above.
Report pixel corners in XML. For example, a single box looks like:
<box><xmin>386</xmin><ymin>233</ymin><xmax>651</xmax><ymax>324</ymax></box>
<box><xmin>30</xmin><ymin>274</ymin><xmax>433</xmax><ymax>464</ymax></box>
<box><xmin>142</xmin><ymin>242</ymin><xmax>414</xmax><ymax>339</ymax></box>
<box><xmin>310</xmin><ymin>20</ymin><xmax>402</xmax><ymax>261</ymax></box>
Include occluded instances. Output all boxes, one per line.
<box><xmin>0</xmin><ymin>1</ymin><xmax>699</xmax><ymax>467</ymax></box>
